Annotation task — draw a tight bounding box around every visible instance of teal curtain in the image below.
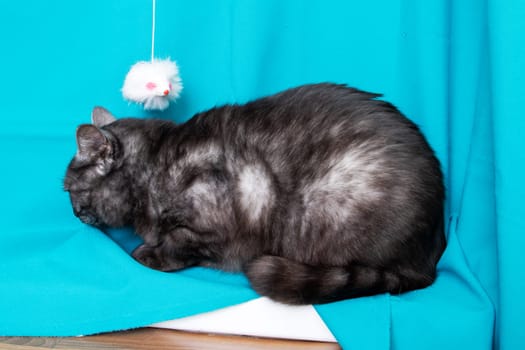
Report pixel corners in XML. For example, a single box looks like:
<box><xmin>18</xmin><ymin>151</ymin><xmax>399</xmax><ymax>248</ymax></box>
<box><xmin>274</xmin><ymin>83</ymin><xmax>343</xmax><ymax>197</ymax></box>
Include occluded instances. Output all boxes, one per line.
<box><xmin>0</xmin><ymin>1</ymin><xmax>523</xmax><ymax>349</ymax></box>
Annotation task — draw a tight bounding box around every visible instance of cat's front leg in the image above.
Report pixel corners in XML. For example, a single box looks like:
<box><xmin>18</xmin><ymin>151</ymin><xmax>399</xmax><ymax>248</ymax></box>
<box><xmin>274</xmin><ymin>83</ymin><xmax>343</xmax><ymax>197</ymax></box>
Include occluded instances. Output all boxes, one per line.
<box><xmin>131</xmin><ymin>243</ymin><xmax>187</xmax><ymax>272</ymax></box>
<box><xmin>134</xmin><ymin>218</ymin><xmax>162</xmax><ymax>246</ymax></box>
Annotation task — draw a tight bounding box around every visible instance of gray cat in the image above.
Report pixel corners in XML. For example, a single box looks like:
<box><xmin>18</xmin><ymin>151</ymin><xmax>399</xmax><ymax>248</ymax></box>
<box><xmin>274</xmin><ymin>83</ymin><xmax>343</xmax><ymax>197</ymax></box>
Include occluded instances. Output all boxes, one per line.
<box><xmin>64</xmin><ymin>83</ymin><xmax>445</xmax><ymax>304</ymax></box>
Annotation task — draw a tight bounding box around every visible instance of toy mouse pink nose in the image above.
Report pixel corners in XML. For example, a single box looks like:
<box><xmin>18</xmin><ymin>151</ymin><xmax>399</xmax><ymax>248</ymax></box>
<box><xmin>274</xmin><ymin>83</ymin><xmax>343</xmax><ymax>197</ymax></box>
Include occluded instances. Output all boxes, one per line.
<box><xmin>163</xmin><ymin>89</ymin><xmax>170</xmax><ymax>96</ymax></box>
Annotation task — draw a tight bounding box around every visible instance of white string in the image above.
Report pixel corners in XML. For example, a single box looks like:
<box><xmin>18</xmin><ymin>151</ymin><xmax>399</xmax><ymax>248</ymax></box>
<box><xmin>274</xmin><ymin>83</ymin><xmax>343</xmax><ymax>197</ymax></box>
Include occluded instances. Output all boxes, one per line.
<box><xmin>151</xmin><ymin>0</ymin><xmax>156</xmax><ymax>62</ymax></box>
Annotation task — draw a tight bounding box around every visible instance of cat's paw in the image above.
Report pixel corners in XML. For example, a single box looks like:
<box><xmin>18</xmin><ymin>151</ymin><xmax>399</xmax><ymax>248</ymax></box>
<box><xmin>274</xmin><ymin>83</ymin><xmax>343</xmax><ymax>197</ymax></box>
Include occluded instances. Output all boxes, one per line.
<box><xmin>131</xmin><ymin>243</ymin><xmax>187</xmax><ymax>272</ymax></box>
<box><xmin>132</xmin><ymin>244</ymin><xmax>165</xmax><ymax>270</ymax></box>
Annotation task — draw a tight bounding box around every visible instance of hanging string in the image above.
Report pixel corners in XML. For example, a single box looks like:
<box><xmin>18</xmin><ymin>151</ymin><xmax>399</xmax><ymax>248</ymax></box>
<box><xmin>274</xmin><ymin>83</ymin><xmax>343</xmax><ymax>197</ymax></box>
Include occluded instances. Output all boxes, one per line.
<box><xmin>151</xmin><ymin>0</ymin><xmax>156</xmax><ymax>62</ymax></box>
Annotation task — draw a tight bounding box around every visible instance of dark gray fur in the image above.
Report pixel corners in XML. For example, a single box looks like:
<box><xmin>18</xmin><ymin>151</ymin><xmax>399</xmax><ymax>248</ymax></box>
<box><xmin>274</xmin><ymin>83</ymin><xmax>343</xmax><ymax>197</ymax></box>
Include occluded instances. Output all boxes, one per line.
<box><xmin>64</xmin><ymin>83</ymin><xmax>446</xmax><ymax>304</ymax></box>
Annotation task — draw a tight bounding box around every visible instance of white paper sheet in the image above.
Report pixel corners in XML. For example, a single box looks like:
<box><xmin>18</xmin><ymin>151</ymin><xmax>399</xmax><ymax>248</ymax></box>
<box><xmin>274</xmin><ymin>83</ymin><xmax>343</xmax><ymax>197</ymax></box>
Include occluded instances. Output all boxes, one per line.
<box><xmin>151</xmin><ymin>297</ymin><xmax>337</xmax><ymax>342</ymax></box>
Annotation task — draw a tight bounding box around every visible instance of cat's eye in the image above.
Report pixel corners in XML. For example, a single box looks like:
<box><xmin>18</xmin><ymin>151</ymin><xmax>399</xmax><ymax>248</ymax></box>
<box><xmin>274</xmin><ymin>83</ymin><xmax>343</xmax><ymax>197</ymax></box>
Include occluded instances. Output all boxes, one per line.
<box><xmin>146</xmin><ymin>82</ymin><xmax>157</xmax><ymax>90</ymax></box>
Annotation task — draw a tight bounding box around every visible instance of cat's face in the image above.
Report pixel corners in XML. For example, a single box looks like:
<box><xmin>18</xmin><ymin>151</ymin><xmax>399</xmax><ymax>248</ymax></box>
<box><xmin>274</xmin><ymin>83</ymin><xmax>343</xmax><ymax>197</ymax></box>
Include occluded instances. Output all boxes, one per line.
<box><xmin>64</xmin><ymin>107</ymin><xmax>133</xmax><ymax>228</ymax></box>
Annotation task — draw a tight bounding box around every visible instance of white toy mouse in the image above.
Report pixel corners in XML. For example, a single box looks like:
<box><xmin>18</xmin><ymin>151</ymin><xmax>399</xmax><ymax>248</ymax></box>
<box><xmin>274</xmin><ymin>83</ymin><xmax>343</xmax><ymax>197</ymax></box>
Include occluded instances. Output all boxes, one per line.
<box><xmin>122</xmin><ymin>59</ymin><xmax>183</xmax><ymax>111</ymax></box>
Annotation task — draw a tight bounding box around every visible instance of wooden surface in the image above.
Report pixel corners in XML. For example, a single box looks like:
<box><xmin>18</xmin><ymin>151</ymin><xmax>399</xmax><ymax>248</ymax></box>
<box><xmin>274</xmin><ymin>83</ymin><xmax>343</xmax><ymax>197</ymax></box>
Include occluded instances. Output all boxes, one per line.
<box><xmin>0</xmin><ymin>328</ymin><xmax>341</xmax><ymax>350</ymax></box>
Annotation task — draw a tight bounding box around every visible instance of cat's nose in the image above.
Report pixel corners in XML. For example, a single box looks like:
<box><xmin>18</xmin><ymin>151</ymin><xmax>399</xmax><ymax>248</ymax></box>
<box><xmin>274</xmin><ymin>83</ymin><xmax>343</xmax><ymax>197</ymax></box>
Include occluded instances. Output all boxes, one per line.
<box><xmin>74</xmin><ymin>207</ymin><xmax>90</xmax><ymax>221</ymax></box>
<box><xmin>74</xmin><ymin>208</ymin><xmax>87</xmax><ymax>220</ymax></box>
<box><xmin>163</xmin><ymin>89</ymin><xmax>170</xmax><ymax>96</ymax></box>
<box><xmin>73</xmin><ymin>206</ymin><xmax>81</xmax><ymax>217</ymax></box>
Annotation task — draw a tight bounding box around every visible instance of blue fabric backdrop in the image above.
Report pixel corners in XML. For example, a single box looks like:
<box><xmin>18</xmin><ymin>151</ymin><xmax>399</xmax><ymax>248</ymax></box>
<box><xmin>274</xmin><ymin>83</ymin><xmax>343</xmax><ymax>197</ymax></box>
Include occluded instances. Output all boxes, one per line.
<box><xmin>0</xmin><ymin>1</ymin><xmax>523</xmax><ymax>349</ymax></box>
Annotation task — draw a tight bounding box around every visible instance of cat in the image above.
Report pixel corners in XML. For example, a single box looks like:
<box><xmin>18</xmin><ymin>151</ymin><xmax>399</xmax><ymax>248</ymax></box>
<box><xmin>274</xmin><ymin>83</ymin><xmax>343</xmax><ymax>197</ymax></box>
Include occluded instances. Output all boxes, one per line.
<box><xmin>63</xmin><ymin>83</ymin><xmax>446</xmax><ymax>305</ymax></box>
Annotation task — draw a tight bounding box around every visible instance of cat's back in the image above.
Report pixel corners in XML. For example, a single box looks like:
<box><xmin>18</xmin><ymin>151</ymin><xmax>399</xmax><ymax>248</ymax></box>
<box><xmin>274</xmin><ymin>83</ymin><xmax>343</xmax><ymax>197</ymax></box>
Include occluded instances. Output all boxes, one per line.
<box><xmin>235</xmin><ymin>83</ymin><xmax>405</xmax><ymax>131</ymax></box>
<box><xmin>224</xmin><ymin>84</ymin><xmax>438</xmax><ymax>182</ymax></box>
<box><xmin>225</xmin><ymin>84</ymin><xmax>424</xmax><ymax>156</ymax></box>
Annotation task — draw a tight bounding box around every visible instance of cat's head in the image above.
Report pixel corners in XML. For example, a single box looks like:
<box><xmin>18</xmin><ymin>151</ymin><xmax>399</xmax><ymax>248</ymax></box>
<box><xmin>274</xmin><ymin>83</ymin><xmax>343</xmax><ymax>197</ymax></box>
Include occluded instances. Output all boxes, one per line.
<box><xmin>64</xmin><ymin>107</ymin><xmax>133</xmax><ymax>228</ymax></box>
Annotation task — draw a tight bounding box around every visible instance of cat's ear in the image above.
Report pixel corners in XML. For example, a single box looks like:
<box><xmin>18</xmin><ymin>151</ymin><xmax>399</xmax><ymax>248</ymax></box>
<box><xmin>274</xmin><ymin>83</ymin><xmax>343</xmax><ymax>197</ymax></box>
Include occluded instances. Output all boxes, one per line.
<box><xmin>76</xmin><ymin>124</ymin><xmax>110</xmax><ymax>160</ymax></box>
<box><xmin>91</xmin><ymin>106</ymin><xmax>116</xmax><ymax>127</ymax></box>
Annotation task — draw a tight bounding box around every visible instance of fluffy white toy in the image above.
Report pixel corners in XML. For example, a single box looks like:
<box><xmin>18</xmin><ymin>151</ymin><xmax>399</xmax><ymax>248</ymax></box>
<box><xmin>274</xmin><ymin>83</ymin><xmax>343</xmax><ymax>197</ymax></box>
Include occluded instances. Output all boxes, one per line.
<box><xmin>122</xmin><ymin>59</ymin><xmax>183</xmax><ymax>111</ymax></box>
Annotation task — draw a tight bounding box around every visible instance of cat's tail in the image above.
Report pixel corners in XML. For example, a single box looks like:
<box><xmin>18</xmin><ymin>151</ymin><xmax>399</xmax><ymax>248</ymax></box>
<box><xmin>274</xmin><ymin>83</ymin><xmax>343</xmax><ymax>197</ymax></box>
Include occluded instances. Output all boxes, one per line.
<box><xmin>243</xmin><ymin>255</ymin><xmax>435</xmax><ymax>305</ymax></box>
